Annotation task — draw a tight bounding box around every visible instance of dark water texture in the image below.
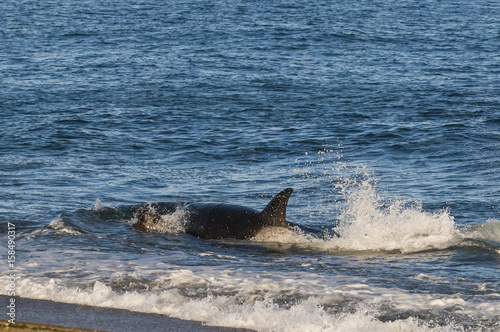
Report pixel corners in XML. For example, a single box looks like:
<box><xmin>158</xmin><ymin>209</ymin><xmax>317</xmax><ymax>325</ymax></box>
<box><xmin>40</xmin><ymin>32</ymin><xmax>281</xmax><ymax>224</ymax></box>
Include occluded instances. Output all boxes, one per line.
<box><xmin>1</xmin><ymin>0</ymin><xmax>500</xmax><ymax>330</ymax></box>
<box><xmin>2</xmin><ymin>1</ymin><xmax>499</xmax><ymax>216</ymax></box>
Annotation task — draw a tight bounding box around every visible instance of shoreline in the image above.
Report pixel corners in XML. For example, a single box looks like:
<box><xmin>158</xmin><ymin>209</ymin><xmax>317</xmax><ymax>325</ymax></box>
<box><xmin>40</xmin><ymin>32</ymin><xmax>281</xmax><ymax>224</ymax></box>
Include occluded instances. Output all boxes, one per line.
<box><xmin>1</xmin><ymin>296</ymin><xmax>253</xmax><ymax>332</ymax></box>
<box><xmin>1</xmin><ymin>320</ymin><xmax>103</xmax><ymax>331</ymax></box>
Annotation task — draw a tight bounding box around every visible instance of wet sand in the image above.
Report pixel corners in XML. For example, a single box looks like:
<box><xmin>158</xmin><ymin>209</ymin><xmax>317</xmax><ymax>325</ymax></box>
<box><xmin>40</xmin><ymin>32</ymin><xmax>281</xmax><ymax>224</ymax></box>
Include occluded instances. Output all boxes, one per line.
<box><xmin>1</xmin><ymin>319</ymin><xmax>103</xmax><ymax>331</ymax></box>
<box><xmin>1</xmin><ymin>296</ymin><xmax>252</xmax><ymax>332</ymax></box>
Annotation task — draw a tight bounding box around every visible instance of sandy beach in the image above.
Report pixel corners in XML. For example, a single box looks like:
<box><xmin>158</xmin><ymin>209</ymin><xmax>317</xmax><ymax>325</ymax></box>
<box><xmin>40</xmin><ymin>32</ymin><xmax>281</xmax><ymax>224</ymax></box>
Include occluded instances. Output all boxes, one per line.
<box><xmin>1</xmin><ymin>296</ymin><xmax>252</xmax><ymax>332</ymax></box>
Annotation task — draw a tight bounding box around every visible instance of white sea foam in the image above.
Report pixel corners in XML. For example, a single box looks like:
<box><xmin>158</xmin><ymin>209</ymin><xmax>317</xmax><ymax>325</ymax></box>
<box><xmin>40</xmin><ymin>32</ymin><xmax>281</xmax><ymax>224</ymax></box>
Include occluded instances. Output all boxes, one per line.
<box><xmin>325</xmin><ymin>169</ymin><xmax>461</xmax><ymax>253</ymax></box>
<box><xmin>323</xmin><ymin>182</ymin><xmax>459</xmax><ymax>253</ymax></box>
<box><xmin>256</xmin><ymin>178</ymin><xmax>461</xmax><ymax>253</ymax></box>
<box><xmin>133</xmin><ymin>204</ymin><xmax>187</xmax><ymax>234</ymax></box>
<box><xmin>14</xmin><ymin>269</ymin><xmax>494</xmax><ymax>332</ymax></box>
<box><xmin>290</xmin><ymin>158</ymin><xmax>466</xmax><ymax>253</ymax></box>
<box><xmin>48</xmin><ymin>217</ymin><xmax>83</xmax><ymax>235</ymax></box>
<box><xmin>250</xmin><ymin>226</ymin><xmax>303</xmax><ymax>242</ymax></box>
<box><xmin>464</xmin><ymin>219</ymin><xmax>500</xmax><ymax>244</ymax></box>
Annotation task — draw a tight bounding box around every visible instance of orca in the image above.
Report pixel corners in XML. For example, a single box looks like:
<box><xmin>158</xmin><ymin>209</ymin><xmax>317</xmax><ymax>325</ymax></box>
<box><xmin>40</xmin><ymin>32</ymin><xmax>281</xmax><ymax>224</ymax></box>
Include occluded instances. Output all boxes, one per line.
<box><xmin>133</xmin><ymin>188</ymin><xmax>294</xmax><ymax>240</ymax></box>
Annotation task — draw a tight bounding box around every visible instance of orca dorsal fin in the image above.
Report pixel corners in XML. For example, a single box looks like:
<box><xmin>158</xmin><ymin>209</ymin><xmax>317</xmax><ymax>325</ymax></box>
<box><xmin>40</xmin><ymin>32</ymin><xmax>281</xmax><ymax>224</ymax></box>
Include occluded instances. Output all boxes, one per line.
<box><xmin>260</xmin><ymin>188</ymin><xmax>293</xmax><ymax>227</ymax></box>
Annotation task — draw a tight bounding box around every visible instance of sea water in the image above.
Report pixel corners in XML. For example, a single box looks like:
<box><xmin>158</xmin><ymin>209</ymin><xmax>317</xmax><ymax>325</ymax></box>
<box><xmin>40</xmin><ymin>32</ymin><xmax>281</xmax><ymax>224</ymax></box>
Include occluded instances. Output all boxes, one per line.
<box><xmin>1</xmin><ymin>0</ymin><xmax>499</xmax><ymax>331</ymax></box>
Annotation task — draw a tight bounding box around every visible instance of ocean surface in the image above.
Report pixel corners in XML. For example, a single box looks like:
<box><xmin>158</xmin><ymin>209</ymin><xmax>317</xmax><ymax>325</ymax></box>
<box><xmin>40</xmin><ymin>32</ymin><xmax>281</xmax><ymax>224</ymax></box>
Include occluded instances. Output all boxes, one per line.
<box><xmin>1</xmin><ymin>0</ymin><xmax>499</xmax><ymax>331</ymax></box>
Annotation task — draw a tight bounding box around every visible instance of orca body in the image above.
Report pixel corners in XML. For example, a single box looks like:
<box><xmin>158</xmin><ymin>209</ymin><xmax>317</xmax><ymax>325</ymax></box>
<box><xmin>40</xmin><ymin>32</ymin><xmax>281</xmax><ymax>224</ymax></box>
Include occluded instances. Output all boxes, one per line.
<box><xmin>133</xmin><ymin>188</ymin><xmax>294</xmax><ymax>240</ymax></box>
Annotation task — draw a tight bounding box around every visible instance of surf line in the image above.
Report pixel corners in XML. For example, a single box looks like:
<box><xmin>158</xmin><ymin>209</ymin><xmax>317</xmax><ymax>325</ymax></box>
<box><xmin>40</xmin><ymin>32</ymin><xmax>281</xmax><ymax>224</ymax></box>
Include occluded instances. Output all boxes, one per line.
<box><xmin>6</xmin><ymin>222</ymin><xmax>16</xmax><ymax>324</ymax></box>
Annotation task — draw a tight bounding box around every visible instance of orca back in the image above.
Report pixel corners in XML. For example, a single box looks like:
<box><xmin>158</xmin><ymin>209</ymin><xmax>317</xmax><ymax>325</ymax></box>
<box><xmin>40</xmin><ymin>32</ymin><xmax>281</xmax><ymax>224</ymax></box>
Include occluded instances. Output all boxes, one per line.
<box><xmin>183</xmin><ymin>188</ymin><xmax>294</xmax><ymax>240</ymax></box>
<box><xmin>184</xmin><ymin>203</ymin><xmax>262</xmax><ymax>239</ymax></box>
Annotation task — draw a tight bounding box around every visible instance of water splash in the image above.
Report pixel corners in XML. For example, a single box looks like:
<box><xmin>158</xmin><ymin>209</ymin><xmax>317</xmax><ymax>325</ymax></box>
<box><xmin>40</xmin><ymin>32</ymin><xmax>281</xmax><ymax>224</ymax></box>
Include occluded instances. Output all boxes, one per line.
<box><xmin>132</xmin><ymin>204</ymin><xmax>187</xmax><ymax>235</ymax></box>
<box><xmin>325</xmin><ymin>170</ymin><xmax>460</xmax><ymax>253</ymax></box>
<box><xmin>48</xmin><ymin>217</ymin><xmax>83</xmax><ymax>236</ymax></box>
<box><xmin>250</xmin><ymin>226</ymin><xmax>303</xmax><ymax>242</ymax></box>
<box><xmin>462</xmin><ymin>219</ymin><xmax>500</xmax><ymax>250</ymax></box>
<box><xmin>290</xmin><ymin>153</ymin><xmax>462</xmax><ymax>253</ymax></box>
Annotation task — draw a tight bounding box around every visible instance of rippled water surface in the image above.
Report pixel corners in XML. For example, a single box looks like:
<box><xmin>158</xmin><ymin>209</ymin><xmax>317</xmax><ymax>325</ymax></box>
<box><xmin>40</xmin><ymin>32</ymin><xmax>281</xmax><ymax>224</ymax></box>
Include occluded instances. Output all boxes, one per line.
<box><xmin>1</xmin><ymin>0</ymin><xmax>499</xmax><ymax>331</ymax></box>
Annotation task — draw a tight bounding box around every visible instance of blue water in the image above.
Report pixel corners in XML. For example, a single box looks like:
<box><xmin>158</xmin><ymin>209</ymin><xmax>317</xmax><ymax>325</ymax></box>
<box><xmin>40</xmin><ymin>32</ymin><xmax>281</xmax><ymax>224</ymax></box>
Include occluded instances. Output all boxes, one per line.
<box><xmin>1</xmin><ymin>0</ymin><xmax>499</xmax><ymax>331</ymax></box>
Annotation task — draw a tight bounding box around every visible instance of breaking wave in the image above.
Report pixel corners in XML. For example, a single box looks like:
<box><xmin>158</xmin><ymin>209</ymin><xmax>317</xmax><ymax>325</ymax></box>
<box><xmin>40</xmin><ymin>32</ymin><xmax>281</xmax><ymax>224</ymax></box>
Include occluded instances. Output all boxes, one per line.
<box><xmin>47</xmin><ymin>169</ymin><xmax>497</xmax><ymax>255</ymax></box>
<box><xmin>16</xmin><ymin>270</ymin><xmax>489</xmax><ymax>332</ymax></box>
<box><xmin>321</xmin><ymin>176</ymin><xmax>460</xmax><ymax>253</ymax></box>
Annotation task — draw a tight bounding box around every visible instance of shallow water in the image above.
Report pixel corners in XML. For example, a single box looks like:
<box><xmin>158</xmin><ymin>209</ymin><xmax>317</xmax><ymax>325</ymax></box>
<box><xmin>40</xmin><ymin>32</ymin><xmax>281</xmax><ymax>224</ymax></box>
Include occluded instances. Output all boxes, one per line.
<box><xmin>1</xmin><ymin>0</ymin><xmax>499</xmax><ymax>331</ymax></box>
